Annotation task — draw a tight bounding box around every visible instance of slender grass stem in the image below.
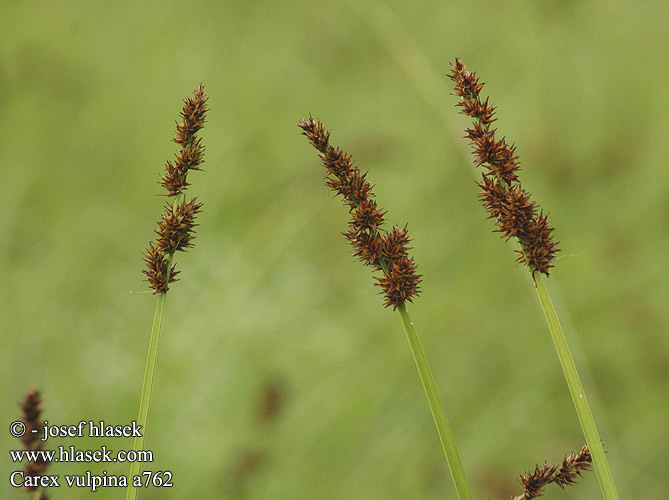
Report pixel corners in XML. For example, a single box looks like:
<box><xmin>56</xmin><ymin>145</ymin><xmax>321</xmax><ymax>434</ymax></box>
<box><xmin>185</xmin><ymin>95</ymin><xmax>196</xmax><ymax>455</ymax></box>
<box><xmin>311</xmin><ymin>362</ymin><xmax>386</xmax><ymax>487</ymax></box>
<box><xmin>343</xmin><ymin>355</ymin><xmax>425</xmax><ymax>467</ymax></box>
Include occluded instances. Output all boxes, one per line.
<box><xmin>534</xmin><ymin>274</ymin><xmax>619</xmax><ymax>500</ymax></box>
<box><xmin>127</xmin><ymin>187</ymin><xmax>185</xmax><ymax>499</ymax></box>
<box><xmin>397</xmin><ymin>303</ymin><xmax>473</xmax><ymax>500</ymax></box>
<box><xmin>125</xmin><ymin>290</ymin><xmax>167</xmax><ymax>500</ymax></box>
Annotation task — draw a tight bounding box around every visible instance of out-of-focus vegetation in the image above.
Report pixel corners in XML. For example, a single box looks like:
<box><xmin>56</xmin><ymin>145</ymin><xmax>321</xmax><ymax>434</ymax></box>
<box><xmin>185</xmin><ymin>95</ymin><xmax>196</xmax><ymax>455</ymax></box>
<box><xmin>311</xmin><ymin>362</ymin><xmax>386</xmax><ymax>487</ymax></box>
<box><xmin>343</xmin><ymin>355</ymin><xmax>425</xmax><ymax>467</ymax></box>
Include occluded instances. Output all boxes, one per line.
<box><xmin>2</xmin><ymin>1</ymin><xmax>667</xmax><ymax>498</ymax></box>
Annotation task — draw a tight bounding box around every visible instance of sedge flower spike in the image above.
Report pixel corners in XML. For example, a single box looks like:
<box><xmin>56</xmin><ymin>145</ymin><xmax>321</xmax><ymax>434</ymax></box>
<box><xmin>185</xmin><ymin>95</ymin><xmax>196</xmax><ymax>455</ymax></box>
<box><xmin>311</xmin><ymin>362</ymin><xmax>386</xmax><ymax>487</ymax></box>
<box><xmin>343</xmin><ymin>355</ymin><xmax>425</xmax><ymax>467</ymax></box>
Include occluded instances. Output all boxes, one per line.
<box><xmin>299</xmin><ymin>117</ymin><xmax>421</xmax><ymax>309</ymax></box>
<box><xmin>128</xmin><ymin>84</ymin><xmax>208</xmax><ymax>500</ymax></box>
<box><xmin>300</xmin><ymin>117</ymin><xmax>473</xmax><ymax>500</ymax></box>
<box><xmin>450</xmin><ymin>60</ymin><xmax>619</xmax><ymax>500</ymax></box>
<box><xmin>448</xmin><ymin>58</ymin><xmax>559</xmax><ymax>276</ymax></box>
<box><xmin>143</xmin><ymin>84</ymin><xmax>207</xmax><ymax>293</ymax></box>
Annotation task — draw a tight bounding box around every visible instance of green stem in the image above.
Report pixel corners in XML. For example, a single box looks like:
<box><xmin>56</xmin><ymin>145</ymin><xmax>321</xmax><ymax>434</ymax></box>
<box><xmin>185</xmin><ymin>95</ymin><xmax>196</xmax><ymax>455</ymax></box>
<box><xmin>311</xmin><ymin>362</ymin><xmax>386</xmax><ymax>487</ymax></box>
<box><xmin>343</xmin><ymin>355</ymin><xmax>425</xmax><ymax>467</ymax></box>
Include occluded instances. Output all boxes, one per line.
<box><xmin>125</xmin><ymin>291</ymin><xmax>167</xmax><ymax>500</ymax></box>
<box><xmin>127</xmin><ymin>192</ymin><xmax>184</xmax><ymax>499</ymax></box>
<box><xmin>534</xmin><ymin>274</ymin><xmax>619</xmax><ymax>500</ymax></box>
<box><xmin>397</xmin><ymin>303</ymin><xmax>473</xmax><ymax>500</ymax></box>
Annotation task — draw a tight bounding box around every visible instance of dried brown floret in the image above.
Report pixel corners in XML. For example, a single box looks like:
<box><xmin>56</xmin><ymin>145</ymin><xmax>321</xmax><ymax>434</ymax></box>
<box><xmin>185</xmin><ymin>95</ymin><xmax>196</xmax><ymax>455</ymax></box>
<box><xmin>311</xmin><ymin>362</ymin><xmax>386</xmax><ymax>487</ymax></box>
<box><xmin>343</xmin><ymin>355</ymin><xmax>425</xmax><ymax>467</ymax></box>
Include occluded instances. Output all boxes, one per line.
<box><xmin>381</xmin><ymin>225</ymin><xmax>411</xmax><ymax>264</ymax></box>
<box><xmin>160</xmin><ymin>160</ymin><xmax>190</xmax><ymax>197</ymax></box>
<box><xmin>520</xmin><ymin>463</ymin><xmax>557</xmax><ymax>500</ymax></box>
<box><xmin>376</xmin><ymin>257</ymin><xmax>421</xmax><ymax>309</ymax></box>
<box><xmin>349</xmin><ymin>200</ymin><xmax>386</xmax><ymax>233</ymax></box>
<box><xmin>142</xmin><ymin>243</ymin><xmax>179</xmax><ymax>294</ymax></box>
<box><xmin>155</xmin><ymin>198</ymin><xmax>203</xmax><ymax>254</ymax></box>
<box><xmin>344</xmin><ymin>230</ymin><xmax>384</xmax><ymax>267</ymax></box>
<box><xmin>174</xmin><ymin>83</ymin><xmax>208</xmax><ymax>146</ymax></box>
<box><xmin>554</xmin><ymin>443</ymin><xmax>592</xmax><ymax>488</ymax></box>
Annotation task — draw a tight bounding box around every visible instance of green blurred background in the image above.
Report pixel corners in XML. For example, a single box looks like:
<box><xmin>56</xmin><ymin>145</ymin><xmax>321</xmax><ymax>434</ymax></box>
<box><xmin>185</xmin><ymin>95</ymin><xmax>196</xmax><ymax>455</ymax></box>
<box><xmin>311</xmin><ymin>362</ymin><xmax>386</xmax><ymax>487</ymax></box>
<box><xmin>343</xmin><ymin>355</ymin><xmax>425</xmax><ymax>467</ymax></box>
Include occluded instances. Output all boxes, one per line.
<box><xmin>2</xmin><ymin>1</ymin><xmax>667</xmax><ymax>498</ymax></box>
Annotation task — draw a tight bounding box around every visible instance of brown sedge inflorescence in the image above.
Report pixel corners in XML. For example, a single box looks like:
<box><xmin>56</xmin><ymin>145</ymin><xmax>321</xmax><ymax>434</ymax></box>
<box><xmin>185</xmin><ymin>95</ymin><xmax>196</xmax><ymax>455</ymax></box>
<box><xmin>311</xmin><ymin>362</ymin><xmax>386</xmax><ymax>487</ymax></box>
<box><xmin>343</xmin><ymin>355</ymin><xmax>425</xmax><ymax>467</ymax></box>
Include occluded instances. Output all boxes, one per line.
<box><xmin>515</xmin><ymin>444</ymin><xmax>593</xmax><ymax>499</ymax></box>
<box><xmin>143</xmin><ymin>85</ymin><xmax>207</xmax><ymax>293</ymax></box>
<box><xmin>19</xmin><ymin>388</ymin><xmax>50</xmax><ymax>498</ymax></box>
<box><xmin>299</xmin><ymin>117</ymin><xmax>420</xmax><ymax>309</ymax></box>
<box><xmin>449</xmin><ymin>58</ymin><xmax>559</xmax><ymax>277</ymax></box>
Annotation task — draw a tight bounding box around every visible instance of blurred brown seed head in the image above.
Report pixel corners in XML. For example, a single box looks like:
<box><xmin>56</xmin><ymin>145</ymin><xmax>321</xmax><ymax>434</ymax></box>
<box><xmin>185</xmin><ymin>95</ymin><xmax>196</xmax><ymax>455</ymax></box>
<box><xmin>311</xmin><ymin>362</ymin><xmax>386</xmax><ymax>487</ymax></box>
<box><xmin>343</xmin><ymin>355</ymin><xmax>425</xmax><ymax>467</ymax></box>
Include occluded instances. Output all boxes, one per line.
<box><xmin>19</xmin><ymin>388</ymin><xmax>50</xmax><ymax>494</ymax></box>
<box><xmin>450</xmin><ymin>58</ymin><xmax>558</xmax><ymax>276</ymax></box>
<box><xmin>258</xmin><ymin>381</ymin><xmax>284</xmax><ymax>424</ymax></box>
<box><xmin>20</xmin><ymin>387</ymin><xmax>43</xmax><ymax>450</ymax></box>
<box><xmin>299</xmin><ymin>117</ymin><xmax>421</xmax><ymax>309</ymax></box>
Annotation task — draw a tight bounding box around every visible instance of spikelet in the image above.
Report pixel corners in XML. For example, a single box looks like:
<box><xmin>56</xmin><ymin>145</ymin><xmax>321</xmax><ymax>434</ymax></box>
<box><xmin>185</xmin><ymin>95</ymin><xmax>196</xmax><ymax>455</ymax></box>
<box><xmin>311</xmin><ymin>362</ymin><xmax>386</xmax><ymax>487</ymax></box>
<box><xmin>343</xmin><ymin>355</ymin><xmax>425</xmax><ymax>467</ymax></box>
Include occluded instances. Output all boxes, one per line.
<box><xmin>154</xmin><ymin>198</ymin><xmax>203</xmax><ymax>254</ymax></box>
<box><xmin>299</xmin><ymin>117</ymin><xmax>421</xmax><ymax>309</ymax></box>
<box><xmin>449</xmin><ymin>58</ymin><xmax>559</xmax><ymax>276</ymax></box>
<box><xmin>553</xmin><ymin>444</ymin><xmax>592</xmax><ymax>488</ymax></box>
